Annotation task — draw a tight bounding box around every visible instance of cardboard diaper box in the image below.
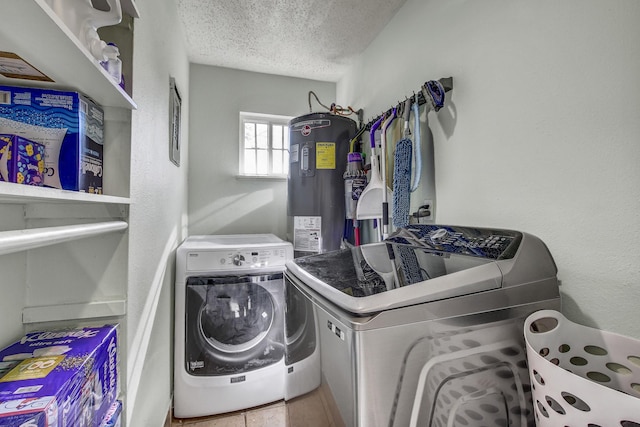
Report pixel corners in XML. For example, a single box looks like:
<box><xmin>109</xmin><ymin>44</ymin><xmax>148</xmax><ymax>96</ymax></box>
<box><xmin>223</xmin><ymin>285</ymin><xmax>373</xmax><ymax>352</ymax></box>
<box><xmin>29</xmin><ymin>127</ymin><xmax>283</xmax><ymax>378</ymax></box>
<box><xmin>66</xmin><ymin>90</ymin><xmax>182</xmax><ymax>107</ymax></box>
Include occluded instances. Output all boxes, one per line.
<box><xmin>0</xmin><ymin>134</ymin><xmax>46</xmax><ymax>185</ymax></box>
<box><xmin>0</xmin><ymin>85</ymin><xmax>104</xmax><ymax>193</ymax></box>
<box><xmin>0</xmin><ymin>325</ymin><xmax>119</xmax><ymax>427</ymax></box>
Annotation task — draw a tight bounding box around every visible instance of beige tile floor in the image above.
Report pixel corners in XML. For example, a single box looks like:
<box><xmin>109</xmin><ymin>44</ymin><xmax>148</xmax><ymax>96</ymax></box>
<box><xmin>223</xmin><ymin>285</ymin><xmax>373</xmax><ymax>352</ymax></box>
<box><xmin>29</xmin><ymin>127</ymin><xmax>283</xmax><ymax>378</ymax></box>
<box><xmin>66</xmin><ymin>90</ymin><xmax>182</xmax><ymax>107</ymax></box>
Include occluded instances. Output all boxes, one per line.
<box><xmin>171</xmin><ymin>386</ymin><xmax>343</xmax><ymax>427</ymax></box>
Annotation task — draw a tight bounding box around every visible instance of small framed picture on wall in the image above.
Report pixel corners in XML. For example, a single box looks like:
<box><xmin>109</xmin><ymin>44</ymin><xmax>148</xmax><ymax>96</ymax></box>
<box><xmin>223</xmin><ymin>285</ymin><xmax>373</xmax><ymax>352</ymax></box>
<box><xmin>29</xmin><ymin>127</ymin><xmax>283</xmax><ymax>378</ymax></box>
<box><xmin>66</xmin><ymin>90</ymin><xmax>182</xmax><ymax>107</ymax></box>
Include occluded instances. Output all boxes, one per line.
<box><xmin>169</xmin><ymin>77</ymin><xmax>181</xmax><ymax>166</ymax></box>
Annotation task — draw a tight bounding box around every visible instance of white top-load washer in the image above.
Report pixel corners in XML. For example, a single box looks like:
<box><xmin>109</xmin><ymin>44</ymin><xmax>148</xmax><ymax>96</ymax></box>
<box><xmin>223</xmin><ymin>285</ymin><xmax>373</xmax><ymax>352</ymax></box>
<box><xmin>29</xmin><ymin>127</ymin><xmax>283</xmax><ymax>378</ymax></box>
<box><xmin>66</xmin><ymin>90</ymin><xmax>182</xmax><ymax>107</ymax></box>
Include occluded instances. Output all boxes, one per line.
<box><xmin>174</xmin><ymin>234</ymin><xmax>293</xmax><ymax>418</ymax></box>
<box><xmin>284</xmin><ymin>224</ymin><xmax>561</xmax><ymax>427</ymax></box>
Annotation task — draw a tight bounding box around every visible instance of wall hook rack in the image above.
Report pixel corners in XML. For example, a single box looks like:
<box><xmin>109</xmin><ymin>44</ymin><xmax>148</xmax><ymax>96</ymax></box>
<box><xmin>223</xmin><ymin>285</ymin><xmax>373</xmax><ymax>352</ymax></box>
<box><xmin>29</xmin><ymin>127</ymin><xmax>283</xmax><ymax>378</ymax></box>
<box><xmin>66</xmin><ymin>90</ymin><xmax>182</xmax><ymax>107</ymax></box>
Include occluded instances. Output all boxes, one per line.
<box><xmin>363</xmin><ymin>76</ymin><xmax>453</xmax><ymax>131</ymax></box>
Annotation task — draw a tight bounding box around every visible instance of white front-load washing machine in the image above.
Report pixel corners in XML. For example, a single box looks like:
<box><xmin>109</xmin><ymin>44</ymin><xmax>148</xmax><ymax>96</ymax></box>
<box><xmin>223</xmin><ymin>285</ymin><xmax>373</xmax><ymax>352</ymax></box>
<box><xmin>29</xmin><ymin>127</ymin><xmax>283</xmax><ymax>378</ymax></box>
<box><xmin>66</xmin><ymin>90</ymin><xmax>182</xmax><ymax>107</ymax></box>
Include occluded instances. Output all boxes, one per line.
<box><xmin>174</xmin><ymin>234</ymin><xmax>293</xmax><ymax>418</ymax></box>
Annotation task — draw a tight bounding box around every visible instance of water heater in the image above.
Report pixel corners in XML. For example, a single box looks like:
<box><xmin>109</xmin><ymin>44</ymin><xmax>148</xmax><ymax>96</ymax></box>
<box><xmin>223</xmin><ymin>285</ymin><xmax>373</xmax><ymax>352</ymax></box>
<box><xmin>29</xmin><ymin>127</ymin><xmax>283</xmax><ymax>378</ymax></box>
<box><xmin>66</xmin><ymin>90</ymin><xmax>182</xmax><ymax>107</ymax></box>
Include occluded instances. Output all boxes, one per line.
<box><xmin>287</xmin><ymin>113</ymin><xmax>357</xmax><ymax>257</ymax></box>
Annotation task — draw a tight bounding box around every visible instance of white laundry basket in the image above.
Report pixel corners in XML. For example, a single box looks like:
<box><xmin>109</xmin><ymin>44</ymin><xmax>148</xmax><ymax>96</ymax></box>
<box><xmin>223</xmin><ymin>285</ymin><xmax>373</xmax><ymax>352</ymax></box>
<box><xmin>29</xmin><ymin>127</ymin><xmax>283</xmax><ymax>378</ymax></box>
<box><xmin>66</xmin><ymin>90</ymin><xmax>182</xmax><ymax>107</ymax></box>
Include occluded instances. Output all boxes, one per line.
<box><xmin>524</xmin><ymin>309</ymin><xmax>640</xmax><ymax>426</ymax></box>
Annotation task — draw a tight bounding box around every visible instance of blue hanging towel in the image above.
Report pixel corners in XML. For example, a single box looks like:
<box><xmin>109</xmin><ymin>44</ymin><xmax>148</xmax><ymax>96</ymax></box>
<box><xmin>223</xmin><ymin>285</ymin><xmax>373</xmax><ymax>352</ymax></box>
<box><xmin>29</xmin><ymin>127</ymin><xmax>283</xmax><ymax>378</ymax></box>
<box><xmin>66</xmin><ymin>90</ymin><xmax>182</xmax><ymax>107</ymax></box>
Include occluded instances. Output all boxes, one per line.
<box><xmin>393</xmin><ymin>99</ymin><xmax>413</xmax><ymax>228</ymax></box>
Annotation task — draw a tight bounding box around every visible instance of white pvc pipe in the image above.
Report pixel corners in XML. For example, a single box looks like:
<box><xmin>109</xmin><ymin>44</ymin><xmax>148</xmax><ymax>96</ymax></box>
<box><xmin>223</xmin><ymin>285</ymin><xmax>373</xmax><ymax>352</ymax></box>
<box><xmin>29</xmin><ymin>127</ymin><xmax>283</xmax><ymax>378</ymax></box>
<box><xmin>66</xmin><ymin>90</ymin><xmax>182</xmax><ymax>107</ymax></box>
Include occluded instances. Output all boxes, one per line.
<box><xmin>0</xmin><ymin>221</ymin><xmax>128</xmax><ymax>256</ymax></box>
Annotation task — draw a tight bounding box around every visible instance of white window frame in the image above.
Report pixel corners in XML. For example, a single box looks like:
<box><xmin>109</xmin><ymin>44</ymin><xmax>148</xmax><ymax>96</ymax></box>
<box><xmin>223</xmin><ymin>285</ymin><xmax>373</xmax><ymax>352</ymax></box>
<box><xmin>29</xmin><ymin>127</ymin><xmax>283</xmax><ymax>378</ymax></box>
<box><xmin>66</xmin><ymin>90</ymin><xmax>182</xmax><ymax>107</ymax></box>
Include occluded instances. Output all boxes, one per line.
<box><xmin>239</xmin><ymin>112</ymin><xmax>292</xmax><ymax>178</ymax></box>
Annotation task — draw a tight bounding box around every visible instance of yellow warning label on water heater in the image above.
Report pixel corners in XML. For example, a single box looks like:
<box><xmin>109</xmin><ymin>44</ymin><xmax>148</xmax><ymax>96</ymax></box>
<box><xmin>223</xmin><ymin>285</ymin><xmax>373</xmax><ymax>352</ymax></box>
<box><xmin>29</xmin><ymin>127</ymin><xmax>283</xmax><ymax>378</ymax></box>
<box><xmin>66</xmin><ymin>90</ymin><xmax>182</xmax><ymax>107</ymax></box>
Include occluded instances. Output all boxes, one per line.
<box><xmin>316</xmin><ymin>142</ymin><xmax>335</xmax><ymax>169</ymax></box>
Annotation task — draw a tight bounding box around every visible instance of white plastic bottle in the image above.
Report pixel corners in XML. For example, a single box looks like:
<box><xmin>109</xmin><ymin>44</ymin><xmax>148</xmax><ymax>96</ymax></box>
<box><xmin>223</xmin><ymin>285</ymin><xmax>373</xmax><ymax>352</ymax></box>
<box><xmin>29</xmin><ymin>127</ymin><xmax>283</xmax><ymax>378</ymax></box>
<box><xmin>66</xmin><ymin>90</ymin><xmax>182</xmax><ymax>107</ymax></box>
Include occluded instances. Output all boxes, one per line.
<box><xmin>102</xmin><ymin>43</ymin><xmax>123</xmax><ymax>88</ymax></box>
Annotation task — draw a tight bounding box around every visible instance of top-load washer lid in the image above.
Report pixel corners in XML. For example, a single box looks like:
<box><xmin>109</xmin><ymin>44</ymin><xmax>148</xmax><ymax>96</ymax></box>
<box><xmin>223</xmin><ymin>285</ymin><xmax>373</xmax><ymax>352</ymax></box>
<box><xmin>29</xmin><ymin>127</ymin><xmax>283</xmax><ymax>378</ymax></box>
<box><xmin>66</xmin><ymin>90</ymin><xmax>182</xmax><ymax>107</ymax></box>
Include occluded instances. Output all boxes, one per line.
<box><xmin>286</xmin><ymin>224</ymin><xmax>558</xmax><ymax>315</ymax></box>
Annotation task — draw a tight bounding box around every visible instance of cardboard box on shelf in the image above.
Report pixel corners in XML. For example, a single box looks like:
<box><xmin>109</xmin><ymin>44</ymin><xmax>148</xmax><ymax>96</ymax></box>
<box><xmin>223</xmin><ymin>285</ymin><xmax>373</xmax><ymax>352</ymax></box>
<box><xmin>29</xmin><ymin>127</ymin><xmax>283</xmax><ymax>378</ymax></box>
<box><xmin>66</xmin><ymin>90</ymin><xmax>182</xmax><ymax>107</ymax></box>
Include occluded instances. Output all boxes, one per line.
<box><xmin>0</xmin><ymin>85</ymin><xmax>104</xmax><ymax>193</ymax></box>
<box><xmin>0</xmin><ymin>325</ymin><xmax>119</xmax><ymax>427</ymax></box>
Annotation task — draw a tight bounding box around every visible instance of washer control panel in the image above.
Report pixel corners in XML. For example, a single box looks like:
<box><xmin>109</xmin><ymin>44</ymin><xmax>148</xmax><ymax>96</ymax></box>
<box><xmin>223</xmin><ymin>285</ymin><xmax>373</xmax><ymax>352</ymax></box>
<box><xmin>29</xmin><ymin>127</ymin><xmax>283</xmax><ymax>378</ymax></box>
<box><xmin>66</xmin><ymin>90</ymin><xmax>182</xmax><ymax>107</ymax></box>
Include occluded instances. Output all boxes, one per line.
<box><xmin>186</xmin><ymin>245</ymin><xmax>292</xmax><ymax>271</ymax></box>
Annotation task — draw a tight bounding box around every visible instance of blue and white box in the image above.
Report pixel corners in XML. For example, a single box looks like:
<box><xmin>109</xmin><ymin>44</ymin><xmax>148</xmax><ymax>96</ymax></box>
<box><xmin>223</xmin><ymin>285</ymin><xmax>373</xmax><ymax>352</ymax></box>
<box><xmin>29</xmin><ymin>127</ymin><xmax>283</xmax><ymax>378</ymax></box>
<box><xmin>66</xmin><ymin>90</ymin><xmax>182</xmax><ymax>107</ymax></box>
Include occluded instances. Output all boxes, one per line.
<box><xmin>0</xmin><ymin>85</ymin><xmax>104</xmax><ymax>193</ymax></box>
<box><xmin>0</xmin><ymin>325</ymin><xmax>119</xmax><ymax>427</ymax></box>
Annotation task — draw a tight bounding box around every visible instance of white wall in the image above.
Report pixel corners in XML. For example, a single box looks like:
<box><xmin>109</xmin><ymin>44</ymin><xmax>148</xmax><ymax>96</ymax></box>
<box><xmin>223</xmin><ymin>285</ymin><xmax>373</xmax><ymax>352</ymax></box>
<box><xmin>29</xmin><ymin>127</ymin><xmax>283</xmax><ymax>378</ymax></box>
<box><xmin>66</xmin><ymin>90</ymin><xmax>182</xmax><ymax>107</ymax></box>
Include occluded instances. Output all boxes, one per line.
<box><xmin>188</xmin><ymin>65</ymin><xmax>335</xmax><ymax>238</ymax></box>
<box><xmin>0</xmin><ymin>206</ymin><xmax>26</xmax><ymax>345</ymax></box>
<box><xmin>338</xmin><ymin>0</ymin><xmax>640</xmax><ymax>338</ymax></box>
<box><xmin>126</xmin><ymin>0</ymin><xmax>189</xmax><ymax>424</ymax></box>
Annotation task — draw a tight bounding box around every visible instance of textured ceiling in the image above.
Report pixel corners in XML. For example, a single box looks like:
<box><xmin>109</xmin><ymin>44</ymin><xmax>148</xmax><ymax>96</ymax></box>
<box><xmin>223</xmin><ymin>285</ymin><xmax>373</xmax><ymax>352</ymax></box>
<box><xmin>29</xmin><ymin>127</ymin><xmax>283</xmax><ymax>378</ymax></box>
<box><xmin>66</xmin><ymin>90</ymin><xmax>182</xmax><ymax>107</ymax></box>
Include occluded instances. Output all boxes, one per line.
<box><xmin>176</xmin><ymin>0</ymin><xmax>407</xmax><ymax>82</ymax></box>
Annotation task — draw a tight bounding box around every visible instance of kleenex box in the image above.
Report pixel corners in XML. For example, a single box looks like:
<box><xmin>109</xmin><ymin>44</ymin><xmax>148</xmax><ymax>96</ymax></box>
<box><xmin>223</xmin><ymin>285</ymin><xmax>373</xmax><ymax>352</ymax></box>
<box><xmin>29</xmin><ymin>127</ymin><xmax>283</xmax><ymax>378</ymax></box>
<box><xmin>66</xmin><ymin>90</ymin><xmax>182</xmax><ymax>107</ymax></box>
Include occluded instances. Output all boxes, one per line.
<box><xmin>0</xmin><ymin>85</ymin><xmax>104</xmax><ymax>193</ymax></box>
<box><xmin>0</xmin><ymin>134</ymin><xmax>45</xmax><ymax>185</ymax></box>
<box><xmin>0</xmin><ymin>325</ymin><xmax>119</xmax><ymax>427</ymax></box>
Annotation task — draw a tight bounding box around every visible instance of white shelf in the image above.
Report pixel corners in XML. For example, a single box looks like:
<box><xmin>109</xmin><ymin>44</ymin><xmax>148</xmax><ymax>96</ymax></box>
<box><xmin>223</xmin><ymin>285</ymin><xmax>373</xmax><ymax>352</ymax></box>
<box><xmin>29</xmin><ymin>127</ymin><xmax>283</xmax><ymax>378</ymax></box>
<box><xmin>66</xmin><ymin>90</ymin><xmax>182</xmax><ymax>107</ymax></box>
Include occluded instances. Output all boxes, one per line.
<box><xmin>0</xmin><ymin>182</ymin><xmax>130</xmax><ymax>205</ymax></box>
<box><xmin>0</xmin><ymin>220</ymin><xmax>128</xmax><ymax>256</ymax></box>
<box><xmin>0</xmin><ymin>0</ymin><xmax>133</xmax><ymax>410</ymax></box>
<box><xmin>23</xmin><ymin>299</ymin><xmax>126</xmax><ymax>323</ymax></box>
<box><xmin>0</xmin><ymin>0</ymin><xmax>136</xmax><ymax>109</ymax></box>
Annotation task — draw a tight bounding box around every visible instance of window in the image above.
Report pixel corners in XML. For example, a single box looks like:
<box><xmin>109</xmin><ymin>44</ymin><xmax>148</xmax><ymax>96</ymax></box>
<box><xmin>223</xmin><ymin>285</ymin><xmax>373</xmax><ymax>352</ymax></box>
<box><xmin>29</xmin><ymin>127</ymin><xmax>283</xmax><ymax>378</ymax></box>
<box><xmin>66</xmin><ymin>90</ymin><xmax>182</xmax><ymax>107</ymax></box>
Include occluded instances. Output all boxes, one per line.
<box><xmin>239</xmin><ymin>112</ymin><xmax>292</xmax><ymax>177</ymax></box>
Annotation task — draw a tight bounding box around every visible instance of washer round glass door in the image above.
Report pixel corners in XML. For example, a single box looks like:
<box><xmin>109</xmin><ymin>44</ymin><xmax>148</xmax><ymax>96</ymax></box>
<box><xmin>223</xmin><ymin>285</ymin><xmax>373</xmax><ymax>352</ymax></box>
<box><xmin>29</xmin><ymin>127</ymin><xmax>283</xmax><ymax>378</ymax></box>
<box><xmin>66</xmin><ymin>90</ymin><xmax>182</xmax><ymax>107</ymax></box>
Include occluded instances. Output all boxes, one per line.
<box><xmin>185</xmin><ymin>273</ymin><xmax>285</xmax><ymax>376</ymax></box>
<box><xmin>199</xmin><ymin>281</ymin><xmax>274</xmax><ymax>353</ymax></box>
